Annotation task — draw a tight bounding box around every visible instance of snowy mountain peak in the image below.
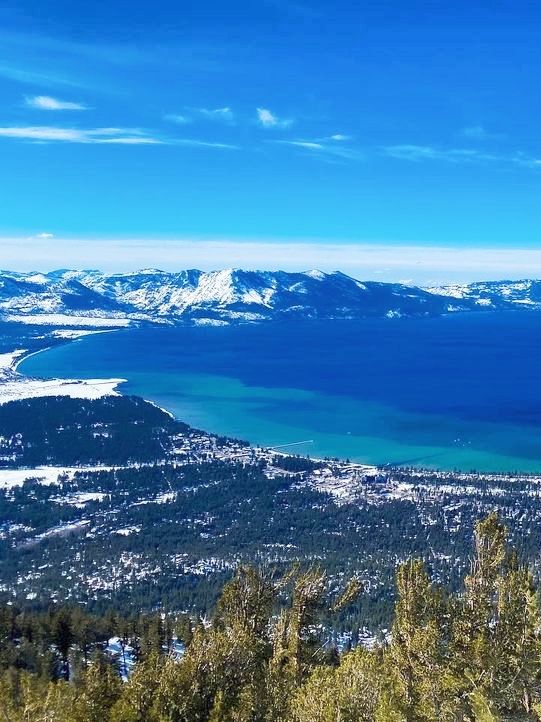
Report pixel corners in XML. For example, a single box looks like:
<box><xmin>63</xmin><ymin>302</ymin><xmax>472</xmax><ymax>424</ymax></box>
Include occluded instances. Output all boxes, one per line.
<box><xmin>0</xmin><ymin>269</ymin><xmax>540</xmax><ymax>326</ymax></box>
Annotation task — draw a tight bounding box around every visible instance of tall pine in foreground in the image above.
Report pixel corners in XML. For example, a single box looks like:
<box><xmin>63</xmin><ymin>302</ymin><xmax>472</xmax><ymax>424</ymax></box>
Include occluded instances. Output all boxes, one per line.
<box><xmin>3</xmin><ymin>514</ymin><xmax>541</xmax><ymax>720</ymax></box>
<box><xmin>451</xmin><ymin>513</ymin><xmax>541</xmax><ymax>719</ymax></box>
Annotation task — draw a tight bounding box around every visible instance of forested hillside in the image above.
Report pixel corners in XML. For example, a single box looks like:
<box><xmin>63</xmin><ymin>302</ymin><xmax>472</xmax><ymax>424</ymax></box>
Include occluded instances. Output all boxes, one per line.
<box><xmin>1</xmin><ymin>515</ymin><xmax>540</xmax><ymax>721</ymax></box>
<box><xmin>4</xmin><ymin>394</ymin><xmax>541</xmax><ymax>635</ymax></box>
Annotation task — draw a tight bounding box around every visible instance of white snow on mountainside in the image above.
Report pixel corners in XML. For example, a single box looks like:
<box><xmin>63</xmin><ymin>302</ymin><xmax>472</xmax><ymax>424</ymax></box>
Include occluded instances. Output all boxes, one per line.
<box><xmin>0</xmin><ymin>269</ymin><xmax>539</xmax><ymax>325</ymax></box>
<box><xmin>425</xmin><ymin>279</ymin><xmax>541</xmax><ymax>309</ymax></box>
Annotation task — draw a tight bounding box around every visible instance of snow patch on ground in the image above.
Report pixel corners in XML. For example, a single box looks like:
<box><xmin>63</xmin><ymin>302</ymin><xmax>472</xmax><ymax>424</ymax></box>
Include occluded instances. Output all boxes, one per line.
<box><xmin>115</xmin><ymin>525</ymin><xmax>142</xmax><ymax>536</ymax></box>
<box><xmin>0</xmin><ymin>350</ymin><xmax>27</xmax><ymax>370</ymax></box>
<box><xmin>52</xmin><ymin>492</ymin><xmax>107</xmax><ymax>507</ymax></box>
<box><xmin>0</xmin><ymin>333</ymin><xmax>126</xmax><ymax>405</ymax></box>
<box><xmin>0</xmin><ymin>377</ymin><xmax>125</xmax><ymax>404</ymax></box>
<box><xmin>0</xmin><ymin>466</ymin><xmax>115</xmax><ymax>489</ymax></box>
<box><xmin>37</xmin><ymin>519</ymin><xmax>90</xmax><ymax>540</ymax></box>
<box><xmin>50</xmin><ymin>329</ymin><xmax>112</xmax><ymax>339</ymax></box>
<box><xmin>3</xmin><ymin>314</ymin><xmax>132</xmax><ymax>327</ymax></box>
<box><xmin>192</xmin><ymin>318</ymin><xmax>230</xmax><ymax>327</ymax></box>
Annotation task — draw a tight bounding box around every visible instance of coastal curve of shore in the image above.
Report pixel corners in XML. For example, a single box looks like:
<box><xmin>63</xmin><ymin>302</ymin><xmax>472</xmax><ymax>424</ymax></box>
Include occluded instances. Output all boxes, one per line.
<box><xmin>0</xmin><ymin>333</ymin><xmax>126</xmax><ymax>405</ymax></box>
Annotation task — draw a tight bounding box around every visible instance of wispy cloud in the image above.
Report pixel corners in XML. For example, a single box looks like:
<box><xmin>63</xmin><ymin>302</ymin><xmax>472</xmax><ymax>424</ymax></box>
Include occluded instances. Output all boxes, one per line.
<box><xmin>167</xmin><ymin>107</ymin><xmax>235</xmax><ymax>125</ymax></box>
<box><xmin>25</xmin><ymin>95</ymin><xmax>87</xmax><ymax>111</ymax></box>
<box><xmin>460</xmin><ymin>125</ymin><xmax>504</xmax><ymax>141</ymax></box>
<box><xmin>174</xmin><ymin>139</ymin><xmax>239</xmax><ymax>149</ymax></box>
<box><xmin>0</xmin><ymin>126</ymin><xmax>162</xmax><ymax>144</ymax></box>
<box><xmin>279</xmin><ymin>140</ymin><xmax>324</xmax><ymax>149</ymax></box>
<box><xmin>164</xmin><ymin>113</ymin><xmax>192</xmax><ymax>125</ymax></box>
<box><xmin>383</xmin><ymin>144</ymin><xmax>500</xmax><ymax>164</ymax></box>
<box><xmin>28</xmin><ymin>232</ymin><xmax>54</xmax><ymax>240</ymax></box>
<box><xmin>272</xmin><ymin>139</ymin><xmax>363</xmax><ymax>161</ymax></box>
<box><xmin>0</xmin><ymin>29</ymin><xmax>231</xmax><ymax>98</ymax></box>
<box><xmin>0</xmin><ymin>125</ymin><xmax>240</xmax><ymax>149</ymax></box>
<box><xmin>329</xmin><ymin>134</ymin><xmax>351</xmax><ymax>141</ymax></box>
<box><xmin>193</xmin><ymin>107</ymin><xmax>235</xmax><ymax>123</ymax></box>
<box><xmin>1</xmin><ymin>28</ymin><xmax>229</xmax><ymax>72</ymax></box>
<box><xmin>382</xmin><ymin>144</ymin><xmax>540</xmax><ymax>168</ymax></box>
<box><xmin>256</xmin><ymin>107</ymin><xmax>292</xmax><ymax>128</ymax></box>
<box><xmin>96</xmin><ymin>137</ymin><xmax>162</xmax><ymax>145</ymax></box>
<box><xmin>0</xmin><ymin>64</ymin><xmax>85</xmax><ymax>88</ymax></box>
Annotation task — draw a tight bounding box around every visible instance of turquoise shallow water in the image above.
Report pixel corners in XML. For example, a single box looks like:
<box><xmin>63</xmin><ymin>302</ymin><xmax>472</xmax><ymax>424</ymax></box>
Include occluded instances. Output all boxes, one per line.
<box><xmin>19</xmin><ymin>314</ymin><xmax>541</xmax><ymax>472</ymax></box>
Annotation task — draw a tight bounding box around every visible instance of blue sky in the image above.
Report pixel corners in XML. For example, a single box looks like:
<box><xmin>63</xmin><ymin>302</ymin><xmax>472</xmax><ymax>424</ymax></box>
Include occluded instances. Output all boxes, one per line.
<box><xmin>1</xmin><ymin>0</ymin><xmax>541</xmax><ymax>281</ymax></box>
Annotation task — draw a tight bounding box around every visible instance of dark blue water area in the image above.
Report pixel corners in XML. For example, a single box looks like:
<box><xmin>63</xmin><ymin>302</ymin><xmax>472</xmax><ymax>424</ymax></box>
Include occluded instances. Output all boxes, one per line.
<box><xmin>19</xmin><ymin>312</ymin><xmax>541</xmax><ymax>471</ymax></box>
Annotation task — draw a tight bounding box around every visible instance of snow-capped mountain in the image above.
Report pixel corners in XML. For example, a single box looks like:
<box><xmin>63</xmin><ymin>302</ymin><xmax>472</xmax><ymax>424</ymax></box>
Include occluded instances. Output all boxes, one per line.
<box><xmin>0</xmin><ymin>272</ymin><xmax>123</xmax><ymax>315</ymax></box>
<box><xmin>66</xmin><ymin>268</ymin><xmax>472</xmax><ymax>322</ymax></box>
<box><xmin>0</xmin><ymin>269</ymin><xmax>538</xmax><ymax>326</ymax></box>
<box><xmin>426</xmin><ymin>279</ymin><xmax>541</xmax><ymax>310</ymax></box>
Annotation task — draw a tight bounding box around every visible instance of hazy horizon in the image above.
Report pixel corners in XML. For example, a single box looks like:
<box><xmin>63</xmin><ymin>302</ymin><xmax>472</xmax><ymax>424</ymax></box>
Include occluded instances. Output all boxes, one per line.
<box><xmin>4</xmin><ymin>237</ymin><xmax>541</xmax><ymax>285</ymax></box>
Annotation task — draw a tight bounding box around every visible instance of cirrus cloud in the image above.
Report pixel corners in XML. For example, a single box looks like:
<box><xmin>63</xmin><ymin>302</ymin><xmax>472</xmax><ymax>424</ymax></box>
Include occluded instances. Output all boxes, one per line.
<box><xmin>193</xmin><ymin>107</ymin><xmax>234</xmax><ymax>123</ymax></box>
<box><xmin>272</xmin><ymin>139</ymin><xmax>363</xmax><ymax>161</ymax></box>
<box><xmin>166</xmin><ymin>107</ymin><xmax>235</xmax><ymax>125</ymax></box>
<box><xmin>0</xmin><ymin>125</ymin><xmax>240</xmax><ymax>149</ymax></box>
<box><xmin>382</xmin><ymin>144</ymin><xmax>541</xmax><ymax>168</ymax></box>
<box><xmin>25</xmin><ymin>95</ymin><xmax>87</xmax><ymax>111</ymax></box>
<box><xmin>164</xmin><ymin>113</ymin><xmax>192</xmax><ymax>125</ymax></box>
<box><xmin>0</xmin><ymin>126</ymin><xmax>161</xmax><ymax>144</ymax></box>
<box><xmin>460</xmin><ymin>125</ymin><xmax>504</xmax><ymax>141</ymax></box>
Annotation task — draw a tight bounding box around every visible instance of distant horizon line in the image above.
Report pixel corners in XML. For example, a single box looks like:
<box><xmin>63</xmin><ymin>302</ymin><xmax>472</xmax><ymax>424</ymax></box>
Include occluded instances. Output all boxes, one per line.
<box><xmin>4</xmin><ymin>237</ymin><xmax>541</xmax><ymax>286</ymax></box>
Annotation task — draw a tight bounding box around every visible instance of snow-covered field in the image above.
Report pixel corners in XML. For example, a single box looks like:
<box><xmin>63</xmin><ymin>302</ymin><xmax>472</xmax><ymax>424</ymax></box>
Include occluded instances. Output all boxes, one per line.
<box><xmin>0</xmin><ymin>376</ymin><xmax>125</xmax><ymax>405</ymax></box>
<box><xmin>0</xmin><ymin>466</ymin><xmax>115</xmax><ymax>489</ymax></box>
<box><xmin>0</xmin><ymin>334</ymin><xmax>126</xmax><ymax>405</ymax></box>
<box><xmin>3</xmin><ymin>314</ymin><xmax>132</xmax><ymax>327</ymax></box>
<box><xmin>50</xmin><ymin>329</ymin><xmax>112</xmax><ymax>339</ymax></box>
<box><xmin>0</xmin><ymin>350</ymin><xmax>27</xmax><ymax>371</ymax></box>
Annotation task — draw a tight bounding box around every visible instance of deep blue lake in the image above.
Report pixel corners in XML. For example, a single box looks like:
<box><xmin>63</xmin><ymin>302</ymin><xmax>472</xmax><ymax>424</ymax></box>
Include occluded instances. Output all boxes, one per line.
<box><xmin>19</xmin><ymin>312</ymin><xmax>541</xmax><ymax>472</ymax></box>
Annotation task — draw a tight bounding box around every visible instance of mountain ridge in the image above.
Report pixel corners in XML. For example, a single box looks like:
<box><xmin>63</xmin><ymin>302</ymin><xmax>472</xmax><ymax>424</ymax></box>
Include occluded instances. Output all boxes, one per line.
<box><xmin>0</xmin><ymin>268</ymin><xmax>539</xmax><ymax>325</ymax></box>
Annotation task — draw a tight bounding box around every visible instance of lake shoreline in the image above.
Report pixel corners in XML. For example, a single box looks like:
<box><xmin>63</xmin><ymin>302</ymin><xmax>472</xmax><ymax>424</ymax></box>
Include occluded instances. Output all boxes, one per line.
<box><xmin>13</xmin><ymin>316</ymin><xmax>541</xmax><ymax>475</ymax></box>
<box><xmin>0</xmin><ymin>331</ymin><xmax>127</xmax><ymax>405</ymax></box>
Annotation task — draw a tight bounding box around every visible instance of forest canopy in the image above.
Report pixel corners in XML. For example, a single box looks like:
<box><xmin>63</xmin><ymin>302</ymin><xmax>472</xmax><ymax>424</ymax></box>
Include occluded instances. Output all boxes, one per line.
<box><xmin>1</xmin><ymin>514</ymin><xmax>540</xmax><ymax>721</ymax></box>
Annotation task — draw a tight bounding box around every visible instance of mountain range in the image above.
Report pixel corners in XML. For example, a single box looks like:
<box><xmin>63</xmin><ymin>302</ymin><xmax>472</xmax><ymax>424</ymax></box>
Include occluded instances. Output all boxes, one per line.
<box><xmin>0</xmin><ymin>269</ymin><xmax>540</xmax><ymax>325</ymax></box>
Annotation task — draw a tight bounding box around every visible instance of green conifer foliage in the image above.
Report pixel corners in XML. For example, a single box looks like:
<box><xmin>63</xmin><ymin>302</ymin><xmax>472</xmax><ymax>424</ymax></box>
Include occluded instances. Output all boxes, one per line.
<box><xmin>72</xmin><ymin>650</ymin><xmax>122</xmax><ymax>722</ymax></box>
<box><xmin>110</xmin><ymin>652</ymin><xmax>163</xmax><ymax>722</ymax></box>
<box><xmin>292</xmin><ymin>647</ymin><xmax>381</xmax><ymax>722</ymax></box>
<box><xmin>1</xmin><ymin>515</ymin><xmax>541</xmax><ymax>722</ymax></box>
<box><xmin>382</xmin><ymin>558</ymin><xmax>462</xmax><ymax>721</ymax></box>
<box><xmin>452</xmin><ymin>513</ymin><xmax>541</xmax><ymax>719</ymax></box>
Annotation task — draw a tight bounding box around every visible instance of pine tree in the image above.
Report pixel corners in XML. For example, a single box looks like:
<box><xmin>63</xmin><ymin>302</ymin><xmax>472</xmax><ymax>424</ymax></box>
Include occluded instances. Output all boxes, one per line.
<box><xmin>0</xmin><ymin>670</ymin><xmax>76</xmax><ymax>722</ymax></box>
<box><xmin>175</xmin><ymin>614</ymin><xmax>193</xmax><ymax>649</ymax></box>
<box><xmin>292</xmin><ymin>647</ymin><xmax>381</xmax><ymax>722</ymax></box>
<box><xmin>280</xmin><ymin>568</ymin><xmax>327</xmax><ymax>684</ymax></box>
<box><xmin>383</xmin><ymin>558</ymin><xmax>461</xmax><ymax>721</ymax></box>
<box><xmin>110</xmin><ymin>652</ymin><xmax>163</xmax><ymax>722</ymax></box>
<box><xmin>139</xmin><ymin>614</ymin><xmax>165</xmax><ymax>659</ymax></box>
<box><xmin>153</xmin><ymin>567</ymin><xmax>275</xmax><ymax>722</ymax></box>
<box><xmin>214</xmin><ymin>566</ymin><xmax>273</xmax><ymax>638</ymax></box>
<box><xmin>72</xmin><ymin>650</ymin><xmax>122</xmax><ymax>722</ymax></box>
<box><xmin>451</xmin><ymin>514</ymin><xmax>541</xmax><ymax>718</ymax></box>
<box><xmin>50</xmin><ymin>608</ymin><xmax>74</xmax><ymax>681</ymax></box>
<box><xmin>71</xmin><ymin>607</ymin><xmax>96</xmax><ymax>670</ymax></box>
<box><xmin>1</xmin><ymin>514</ymin><xmax>541</xmax><ymax>722</ymax></box>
